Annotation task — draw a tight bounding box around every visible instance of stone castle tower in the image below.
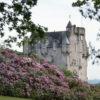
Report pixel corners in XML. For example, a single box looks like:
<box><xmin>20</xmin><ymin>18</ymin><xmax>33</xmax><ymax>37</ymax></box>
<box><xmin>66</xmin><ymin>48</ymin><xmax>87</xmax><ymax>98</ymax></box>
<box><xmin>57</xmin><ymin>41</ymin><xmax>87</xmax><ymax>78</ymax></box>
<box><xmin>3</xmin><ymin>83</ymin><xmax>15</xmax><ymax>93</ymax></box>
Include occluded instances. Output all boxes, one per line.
<box><xmin>23</xmin><ymin>21</ymin><xmax>89</xmax><ymax>81</ymax></box>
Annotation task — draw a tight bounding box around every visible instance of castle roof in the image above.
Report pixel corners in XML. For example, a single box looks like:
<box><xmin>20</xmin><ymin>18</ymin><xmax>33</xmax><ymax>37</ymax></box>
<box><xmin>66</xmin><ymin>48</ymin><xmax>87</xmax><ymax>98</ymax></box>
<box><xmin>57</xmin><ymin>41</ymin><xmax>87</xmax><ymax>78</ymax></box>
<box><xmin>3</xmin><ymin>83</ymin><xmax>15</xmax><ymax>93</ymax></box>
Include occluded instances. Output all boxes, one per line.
<box><xmin>67</xmin><ymin>21</ymin><xmax>72</xmax><ymax>28</ymax></box>
<box><xmin>46</xmin><ymin>31</ymin><xmax>69</xmax><ymax>48</ymax></box>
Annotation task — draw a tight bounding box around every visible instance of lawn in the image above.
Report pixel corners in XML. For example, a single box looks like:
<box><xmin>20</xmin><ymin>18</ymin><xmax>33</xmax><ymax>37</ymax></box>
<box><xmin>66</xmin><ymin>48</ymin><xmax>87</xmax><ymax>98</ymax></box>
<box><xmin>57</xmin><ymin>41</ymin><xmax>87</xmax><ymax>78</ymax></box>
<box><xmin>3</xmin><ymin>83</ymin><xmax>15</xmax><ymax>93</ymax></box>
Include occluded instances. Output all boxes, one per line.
<box><xmin>0</xmin><ymin>96</ymin><xmax>31</xmax><ymax>100</ymax></box>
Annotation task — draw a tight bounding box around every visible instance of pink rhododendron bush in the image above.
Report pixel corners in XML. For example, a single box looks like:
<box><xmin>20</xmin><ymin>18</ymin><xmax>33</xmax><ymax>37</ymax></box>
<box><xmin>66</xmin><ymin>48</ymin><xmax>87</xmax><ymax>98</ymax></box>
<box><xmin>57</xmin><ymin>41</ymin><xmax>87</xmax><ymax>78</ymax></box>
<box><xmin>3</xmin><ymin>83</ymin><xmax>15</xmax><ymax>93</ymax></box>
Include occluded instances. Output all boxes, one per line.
<box><xmin>0</xmin><ymin>49</ymin><xmax>94</xmax><ymax>100</ymax></box>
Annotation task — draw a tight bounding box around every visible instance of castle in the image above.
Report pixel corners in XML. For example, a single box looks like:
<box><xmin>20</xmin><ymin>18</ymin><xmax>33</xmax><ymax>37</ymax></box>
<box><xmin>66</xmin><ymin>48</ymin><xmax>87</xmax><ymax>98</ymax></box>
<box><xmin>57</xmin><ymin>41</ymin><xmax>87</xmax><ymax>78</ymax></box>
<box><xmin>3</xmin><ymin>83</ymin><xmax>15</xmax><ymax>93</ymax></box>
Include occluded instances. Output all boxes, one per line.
<box><xmin>23</xmin><ymin>21</ymin><xmax>89</xmax><ymax>81</ymax></box>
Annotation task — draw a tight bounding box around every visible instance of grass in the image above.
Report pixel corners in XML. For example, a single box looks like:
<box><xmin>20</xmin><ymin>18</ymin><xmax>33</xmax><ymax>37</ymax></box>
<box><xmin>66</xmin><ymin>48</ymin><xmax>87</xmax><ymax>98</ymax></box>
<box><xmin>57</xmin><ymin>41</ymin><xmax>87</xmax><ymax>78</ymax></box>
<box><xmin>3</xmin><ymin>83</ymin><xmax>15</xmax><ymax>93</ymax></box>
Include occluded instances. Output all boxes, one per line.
<box><xmin>0</xmin><ymin>96</ymin><xmax>31</xmax><ymax>100</ymax></box>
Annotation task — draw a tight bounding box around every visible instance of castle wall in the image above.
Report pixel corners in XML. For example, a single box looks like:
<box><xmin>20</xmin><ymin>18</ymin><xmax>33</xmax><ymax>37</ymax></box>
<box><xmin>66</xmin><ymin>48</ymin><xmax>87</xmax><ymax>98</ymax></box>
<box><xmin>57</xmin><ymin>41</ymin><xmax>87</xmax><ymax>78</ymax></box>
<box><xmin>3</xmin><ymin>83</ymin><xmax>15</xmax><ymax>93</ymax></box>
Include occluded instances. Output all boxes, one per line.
<box><xmin>32</xmin><ymin>38</ymin><xmax>68</xmax><ymax>69</ymax></box>
<box><xmin>23</xmin><ymin>22</ymin><xmax>88</xmax><ymax>81</ymax></box>
<box><xmin>67</xmin><ymin>26</ymin><xmax>88</xmax><ymax>81</ymax></box>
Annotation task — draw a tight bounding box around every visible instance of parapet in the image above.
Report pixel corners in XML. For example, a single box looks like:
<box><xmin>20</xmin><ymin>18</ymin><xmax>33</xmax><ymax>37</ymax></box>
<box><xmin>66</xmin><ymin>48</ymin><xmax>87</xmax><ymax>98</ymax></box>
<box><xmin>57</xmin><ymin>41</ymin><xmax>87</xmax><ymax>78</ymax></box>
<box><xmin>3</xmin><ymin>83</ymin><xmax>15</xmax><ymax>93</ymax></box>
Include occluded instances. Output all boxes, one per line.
<box><xmin>74</xmin><ymin>26</ymin><xmax>85</xmax><ymax>35</ymax></box>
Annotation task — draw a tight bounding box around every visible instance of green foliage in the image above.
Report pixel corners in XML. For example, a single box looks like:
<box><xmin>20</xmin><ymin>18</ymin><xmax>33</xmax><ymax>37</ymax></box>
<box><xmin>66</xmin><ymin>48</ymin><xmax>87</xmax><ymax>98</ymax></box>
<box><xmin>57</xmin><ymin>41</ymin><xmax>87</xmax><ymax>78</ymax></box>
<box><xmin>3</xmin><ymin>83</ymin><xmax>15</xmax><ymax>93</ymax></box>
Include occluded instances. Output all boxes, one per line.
<box><xmin>72</xmin><ymin>0</ymin><xmax>100</xmax><ymax>21</ymax></box>
<box><xmin>0</xmin><ymin>83</ymin><xmax>15</xmax><ymax>96</ymax></box>
<box><xmin>68</xmin><ymin>81</ymin><xmax>94</xmax><ymax>100</ymax></box>
<box><xmin>0</xmin><ymin>83</ymin><xmax>20</xmax><ymax>97</ymax></box>
<box><xmin>31</xmin><ymin>88</ymin><xmax>94</xmax><ymax>100</ymax></box>
<box><xmin>0</xmin><ymin>0</ymin><xmax>47</xmax><ymax>47</ymax></box>
<box><xmin>32</xmin><ymin>90</ymin><xmax>52</xmax><ymax>100</ymax></box>
<box><xmin>28</xmin><ymin>52</ymin><xmax>42</xmax><ymax>62</ymax></box>
<box><xmin>0</xmin><ymin>55</ymin><xmax>5</xmax><ymax>63</ymax></box>
<box><xmin>93</xmin><ymin>84</ymin><xmax>100</xmax><ymax>99</ymax></box>
<box><xmin>32</xmin><ymin>89</ymin><xmax>71</xmax><ymax>100</ymax></box>
<box><xmin>63</xmin><ymin>69</ymin><xmax>76</xmax><ymax>77</ymax></box>
<box><xmin>0</xmin><ymin>49</ymin><xmax>95</xmax><ymax>100</ymax></box>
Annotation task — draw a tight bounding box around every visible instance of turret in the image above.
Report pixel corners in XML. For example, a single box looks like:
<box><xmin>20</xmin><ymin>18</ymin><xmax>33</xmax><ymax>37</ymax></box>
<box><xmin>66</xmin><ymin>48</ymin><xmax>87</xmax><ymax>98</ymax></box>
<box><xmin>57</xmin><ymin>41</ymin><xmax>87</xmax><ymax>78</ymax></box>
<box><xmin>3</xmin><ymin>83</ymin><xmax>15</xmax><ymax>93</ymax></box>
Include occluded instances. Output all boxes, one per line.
<box><xmin>66</xmin><ymin>21</ymin><xmax>72</xmax><ymax>31</ymax></box>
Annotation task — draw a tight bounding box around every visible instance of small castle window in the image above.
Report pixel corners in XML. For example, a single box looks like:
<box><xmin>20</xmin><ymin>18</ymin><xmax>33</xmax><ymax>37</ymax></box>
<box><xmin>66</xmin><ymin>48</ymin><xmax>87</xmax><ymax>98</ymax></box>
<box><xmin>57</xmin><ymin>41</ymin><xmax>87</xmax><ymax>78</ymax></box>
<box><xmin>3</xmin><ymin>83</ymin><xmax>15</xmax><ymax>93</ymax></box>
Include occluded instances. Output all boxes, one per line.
<box><xmin>80</xmin><ymin>35</ymin><xmax>83</xmax><ymax>40</ymax></box>
<box><xmin>75</xmin><ymin>44</ymin><xmax>77</xmax><ymax>52</ymax></box>
<box><xmin>71</xmin><ymin>59</ymin><xmax>76</xmax><ymax>66</ymax></box>
<box><xmin>79</xmin><ymin>66</ymin><xmax>82</xmax><ymax>70</ymax></box>
<box><xmin>53</xmin><ymin>42</ymin><xmax>56</xmax><ymax>51</ymax></box>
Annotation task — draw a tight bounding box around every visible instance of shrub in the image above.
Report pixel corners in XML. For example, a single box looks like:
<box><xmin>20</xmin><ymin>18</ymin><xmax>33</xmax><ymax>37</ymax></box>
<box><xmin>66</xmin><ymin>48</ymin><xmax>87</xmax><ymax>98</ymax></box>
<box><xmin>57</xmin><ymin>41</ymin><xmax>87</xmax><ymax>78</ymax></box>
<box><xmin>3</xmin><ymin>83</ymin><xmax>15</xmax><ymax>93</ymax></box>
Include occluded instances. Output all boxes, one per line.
<box><xmin>63</xmin><ymin>69</ymin><xmax>75</xmax><ymax>77</ymax></box>
<box><xmin>0</xmin><ymin>55</ymin><xmax>5</xmax><ymax>63</ymax></box>
<box><xmin>0</xmin><ymin>49</ymin><xmax>95</xmax><ymax>100</ymax></box>
<box><xmin>32</xmin><ymin>89</ymin><xmax>72</xmax><ymax>100</ymax></box>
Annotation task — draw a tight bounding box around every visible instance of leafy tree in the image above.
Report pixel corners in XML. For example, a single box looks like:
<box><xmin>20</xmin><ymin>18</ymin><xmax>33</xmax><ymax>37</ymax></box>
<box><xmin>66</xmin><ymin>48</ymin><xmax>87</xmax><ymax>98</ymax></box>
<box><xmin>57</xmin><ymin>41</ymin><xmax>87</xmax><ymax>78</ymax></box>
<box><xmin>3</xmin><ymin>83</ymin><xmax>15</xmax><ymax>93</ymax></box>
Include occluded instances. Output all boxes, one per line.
<box><xmin>72</xmin><ymin>0</ymin><xmax>100</xmax><ymax>64</ymax></box>
<box><xmin>0</xmin><ymin>0</ymin><xmax>47</xmax><ymax>47</ymax></box>
<box><xmin>72</xmin><ymin>0</ymin><xmax>100</xmax><ymax>21</ymax></box>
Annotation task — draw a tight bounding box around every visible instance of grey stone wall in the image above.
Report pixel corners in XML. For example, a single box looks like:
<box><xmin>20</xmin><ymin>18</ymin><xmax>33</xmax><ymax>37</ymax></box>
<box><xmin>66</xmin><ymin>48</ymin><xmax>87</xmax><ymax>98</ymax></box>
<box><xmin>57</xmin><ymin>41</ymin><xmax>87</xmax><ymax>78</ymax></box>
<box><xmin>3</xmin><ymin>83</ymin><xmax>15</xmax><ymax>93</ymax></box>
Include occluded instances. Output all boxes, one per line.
<box><xmin>23</xmin><ymin>22</ymin><xmax>88</xmax><ymax>81</ymax></box>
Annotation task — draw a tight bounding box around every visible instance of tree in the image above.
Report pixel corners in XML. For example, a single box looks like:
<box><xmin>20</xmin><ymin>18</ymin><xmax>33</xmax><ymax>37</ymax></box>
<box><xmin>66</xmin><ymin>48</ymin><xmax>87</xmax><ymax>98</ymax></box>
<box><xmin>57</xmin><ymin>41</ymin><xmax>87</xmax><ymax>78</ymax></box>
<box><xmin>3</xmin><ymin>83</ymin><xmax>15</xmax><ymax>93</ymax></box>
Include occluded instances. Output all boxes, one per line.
<box><xmin>72</xmin><ymin>0</ymin><xmax>100</xmax><ymax>64</ymax></box>
<box><xmin>0</xmin><ymin>0</ymin><xmax>47</xmax><ymax>47</ymax></box>
<box><xmin>72</xmin><ymin>0</ymin><xmax>100</xmax><ymax>21</ymax></box>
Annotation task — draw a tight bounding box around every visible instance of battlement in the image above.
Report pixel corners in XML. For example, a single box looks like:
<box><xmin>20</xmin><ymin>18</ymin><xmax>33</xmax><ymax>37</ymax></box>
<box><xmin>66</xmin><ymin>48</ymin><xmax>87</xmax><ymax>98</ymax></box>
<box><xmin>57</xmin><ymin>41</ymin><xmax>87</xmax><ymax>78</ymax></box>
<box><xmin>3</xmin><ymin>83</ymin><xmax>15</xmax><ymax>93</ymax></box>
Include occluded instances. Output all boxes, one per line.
<box><xmin>73</xmin><ymin>25</ymin><xmax>85</xmax><ymax>35</ymax></box>
<box><xmin>66</xmin><ymin>22</ymin><xmax>85</xmax><ymax>36</ymax></box>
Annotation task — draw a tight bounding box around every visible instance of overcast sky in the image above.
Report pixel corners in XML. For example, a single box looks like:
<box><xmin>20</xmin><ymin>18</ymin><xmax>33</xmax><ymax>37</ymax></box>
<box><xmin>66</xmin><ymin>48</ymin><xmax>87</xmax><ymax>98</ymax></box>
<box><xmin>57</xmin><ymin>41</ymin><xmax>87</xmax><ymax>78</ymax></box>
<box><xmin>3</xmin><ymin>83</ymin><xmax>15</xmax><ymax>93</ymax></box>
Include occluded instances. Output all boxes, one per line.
<box><xmin>31</xmin><ymin>0</ymin><xmax>100</xmax><ymax>80</ymax></box>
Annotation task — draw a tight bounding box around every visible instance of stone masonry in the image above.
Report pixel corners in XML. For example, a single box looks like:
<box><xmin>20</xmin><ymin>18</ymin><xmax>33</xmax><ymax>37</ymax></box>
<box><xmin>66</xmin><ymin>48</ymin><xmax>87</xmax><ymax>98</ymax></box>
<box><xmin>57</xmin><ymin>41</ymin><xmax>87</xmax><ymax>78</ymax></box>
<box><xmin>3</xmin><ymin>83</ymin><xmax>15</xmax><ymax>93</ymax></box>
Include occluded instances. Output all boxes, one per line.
<box><xmin>23</xmin><ymin>21</ymin><xmax>89</xmax><ymax>81</ymax></box>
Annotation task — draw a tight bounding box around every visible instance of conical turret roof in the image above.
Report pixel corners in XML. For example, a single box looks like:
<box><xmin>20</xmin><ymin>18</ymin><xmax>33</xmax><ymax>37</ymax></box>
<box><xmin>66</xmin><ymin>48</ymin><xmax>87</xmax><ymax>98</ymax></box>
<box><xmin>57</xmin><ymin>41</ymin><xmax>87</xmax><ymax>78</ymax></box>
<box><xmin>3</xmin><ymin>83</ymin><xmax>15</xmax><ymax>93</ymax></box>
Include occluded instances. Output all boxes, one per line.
<box><xmin>67</xmin><ymin>21</ymin><xmax>72</xmax><ymax>28</ymax></box>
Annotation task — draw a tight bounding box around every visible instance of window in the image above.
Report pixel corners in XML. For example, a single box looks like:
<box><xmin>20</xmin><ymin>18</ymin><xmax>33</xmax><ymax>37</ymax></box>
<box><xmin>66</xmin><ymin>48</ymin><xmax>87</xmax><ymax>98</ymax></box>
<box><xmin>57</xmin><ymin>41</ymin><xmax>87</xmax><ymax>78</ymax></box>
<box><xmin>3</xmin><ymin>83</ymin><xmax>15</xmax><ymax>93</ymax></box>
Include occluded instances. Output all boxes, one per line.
<box><xmin>80</xmin><ymin>35</ymin><xmax>83</xmax><ymax>41</ymax></box>
<box><xmin>53</xmin><ymin>42</ymin><xmax>56</xmax><ymax>51</ymax></box>
<box><xmin>75</xmin><ymin>44</ymin><xmax>77</xmax><ymax>52</ymax></box>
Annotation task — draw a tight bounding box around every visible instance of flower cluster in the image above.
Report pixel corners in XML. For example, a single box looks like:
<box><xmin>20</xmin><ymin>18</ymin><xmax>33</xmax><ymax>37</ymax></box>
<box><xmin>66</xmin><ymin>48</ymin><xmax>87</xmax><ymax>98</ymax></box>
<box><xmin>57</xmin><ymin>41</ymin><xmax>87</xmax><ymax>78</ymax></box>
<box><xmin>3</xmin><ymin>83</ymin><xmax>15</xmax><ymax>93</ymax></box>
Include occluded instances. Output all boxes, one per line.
<box><xmin>0</xmin><ymin>49</ymin><xmax>94</xmax><ymax>99</ymax></box>
<box><xmin>0</xmin><ymin>49</ymin><xmax>69</xmax><ymax>97</ymax></box>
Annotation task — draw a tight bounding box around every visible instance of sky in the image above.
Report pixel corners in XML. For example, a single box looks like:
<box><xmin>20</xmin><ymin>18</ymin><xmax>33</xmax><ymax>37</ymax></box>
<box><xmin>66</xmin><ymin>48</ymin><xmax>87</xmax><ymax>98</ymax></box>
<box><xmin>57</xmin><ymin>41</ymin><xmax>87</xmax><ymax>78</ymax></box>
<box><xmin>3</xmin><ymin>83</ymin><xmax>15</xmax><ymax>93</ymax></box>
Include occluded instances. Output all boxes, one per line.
<box><xmin>0</xmin><ymin>0</ymin><xmax>100</xmax><ymax>80</ymax></box>
<box><xmin>31</xmin><ymin>0</ymin><xmax>100</xmax><ymax>80</ymax></box>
